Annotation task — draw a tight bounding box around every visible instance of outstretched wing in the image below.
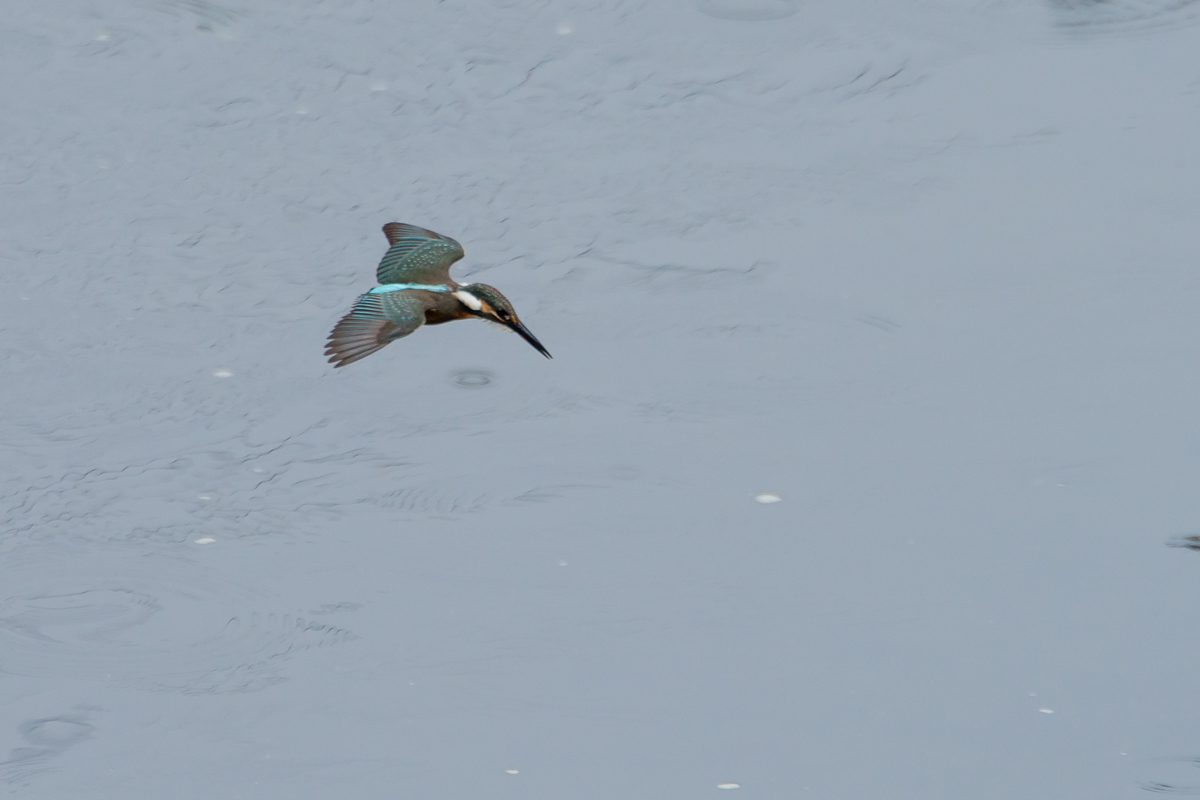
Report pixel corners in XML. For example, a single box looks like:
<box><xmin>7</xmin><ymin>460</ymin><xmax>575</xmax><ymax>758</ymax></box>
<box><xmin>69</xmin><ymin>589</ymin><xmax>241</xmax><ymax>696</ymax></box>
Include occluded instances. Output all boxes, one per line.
<box><xmin>377</xmin><ymin>223</ymin><xmax>465</xmax><ymax>285</ymax></box>
<box><xmin>325</xmin><ymin>290</ymin><xmax>426</xmax><ymax>368</ymax></box>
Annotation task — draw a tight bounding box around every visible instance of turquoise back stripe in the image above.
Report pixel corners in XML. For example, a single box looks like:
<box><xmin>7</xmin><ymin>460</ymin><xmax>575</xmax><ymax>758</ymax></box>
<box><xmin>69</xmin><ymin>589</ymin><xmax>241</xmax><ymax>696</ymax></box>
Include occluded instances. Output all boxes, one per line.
<box><xmin>369</xmin><ymin>283</ymin><xmax>451</xmax><ymax>294</ymax></box>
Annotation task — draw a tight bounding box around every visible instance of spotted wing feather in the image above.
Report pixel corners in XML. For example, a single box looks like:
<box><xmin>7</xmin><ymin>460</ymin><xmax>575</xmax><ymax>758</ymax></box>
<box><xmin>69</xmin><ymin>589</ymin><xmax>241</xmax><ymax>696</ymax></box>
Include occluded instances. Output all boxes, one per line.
<box><xmin>377</xmin><ymin>223</ymin><xmax>465</xmax><ymax>285</ymax></box>
<box><xmin>325</xmin><ymin>290</ymin><xmax>426</xmax><ymax>368</ymax></box>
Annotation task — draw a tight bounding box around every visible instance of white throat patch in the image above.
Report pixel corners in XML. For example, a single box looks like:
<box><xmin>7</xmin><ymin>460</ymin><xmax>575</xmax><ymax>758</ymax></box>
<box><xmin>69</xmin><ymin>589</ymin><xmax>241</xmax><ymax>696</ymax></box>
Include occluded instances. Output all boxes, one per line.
<box><xmin>453</xmin><ymin>290</ymin><xmax>483</xmax><ymax>311</ymax></box>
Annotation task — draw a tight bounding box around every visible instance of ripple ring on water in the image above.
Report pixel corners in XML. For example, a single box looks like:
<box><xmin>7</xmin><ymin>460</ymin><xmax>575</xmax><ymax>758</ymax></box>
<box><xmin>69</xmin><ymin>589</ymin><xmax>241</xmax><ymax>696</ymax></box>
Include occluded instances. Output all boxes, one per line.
<box><xmin>451</xmin><ymin>369</ymin><xmax>494</xmax><ymax>388</ymax></box>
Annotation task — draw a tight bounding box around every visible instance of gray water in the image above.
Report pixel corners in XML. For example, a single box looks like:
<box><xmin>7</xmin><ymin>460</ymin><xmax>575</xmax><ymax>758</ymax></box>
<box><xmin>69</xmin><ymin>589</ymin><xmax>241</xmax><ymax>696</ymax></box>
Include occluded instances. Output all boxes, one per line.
<box><xmin>4</xmin><ymin>0</ymin><xmax>1200</xmax><ymax>797</ymax></box>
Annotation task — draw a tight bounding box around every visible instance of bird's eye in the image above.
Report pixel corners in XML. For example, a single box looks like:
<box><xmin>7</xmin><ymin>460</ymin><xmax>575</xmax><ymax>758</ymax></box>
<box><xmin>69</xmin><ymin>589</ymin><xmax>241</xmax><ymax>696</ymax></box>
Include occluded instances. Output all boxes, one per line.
<box><xmin>498</xmin><ymin>310</ymin><xmax>510</xmax><ymax>320</ymax></box>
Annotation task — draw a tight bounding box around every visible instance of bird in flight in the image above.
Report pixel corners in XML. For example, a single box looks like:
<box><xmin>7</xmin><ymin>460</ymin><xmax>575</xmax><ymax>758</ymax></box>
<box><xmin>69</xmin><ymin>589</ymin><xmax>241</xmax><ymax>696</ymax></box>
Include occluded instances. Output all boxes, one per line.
<box><xmin>325</xmin><ymin>223</ymin><xmax>552</xmax><ymax>367</ymax></box>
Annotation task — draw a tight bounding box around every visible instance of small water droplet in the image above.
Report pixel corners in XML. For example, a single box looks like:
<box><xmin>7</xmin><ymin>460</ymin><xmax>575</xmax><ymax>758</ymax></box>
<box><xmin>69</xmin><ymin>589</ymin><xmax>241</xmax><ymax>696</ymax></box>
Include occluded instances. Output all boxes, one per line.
<box><xmin>95</xmin><ymin>30</ymin><xmax>111</xmax><ymax>41</ymax></box>
<box><xmin>213</xmin><ymin>369</ymin><xmax>233</xmax><ymax>378</ymax></box>
<box><xmin>198</xmin><ymin>494</ymin><xmax>214</xmax><ymax>501</ymax></box>
<box><xmin>252</xmin><ymin>467</ymin><xmax>264</xmax><ymax>473</ymax></box>
<box><xmin>556</xmin><ymin>21</ymin><xmax>573</xmax><ymax>34</ymax></box>
<box><xmin>1038</xmin><ymin>708</ymin><xmax>1054</xmax><ymax>714</ymax></box>
<box><xmin>718</xmin><ymin>783</ymin><xmax>741</xmax><ymax>790</ymax></box>
<box><xmin>505</xmin><ymin>769</ymin><xmax>519</xmax><ymax>775</ymax></box>
<box><xmin>195</xmin><ymin>537</ymin><xmax>216</xmax><ymax>544</ymax></box>
<box><xmin>557</xmin><ymin>560</ymin><xmax>568</xmax><ymax>567</ymax></box>
<box><xmin>754</xmin><ymin>493</ymin><xmax>781</xmax><ymax>504</ymax></box>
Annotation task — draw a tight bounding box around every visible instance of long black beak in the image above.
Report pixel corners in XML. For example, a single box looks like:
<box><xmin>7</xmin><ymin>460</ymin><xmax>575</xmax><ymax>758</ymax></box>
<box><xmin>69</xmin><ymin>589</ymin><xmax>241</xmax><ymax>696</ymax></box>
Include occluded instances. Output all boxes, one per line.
<box><xmin>509</xmin><ymin>319</ymin><xmax>552</xmax><ymax>359</ymax></box>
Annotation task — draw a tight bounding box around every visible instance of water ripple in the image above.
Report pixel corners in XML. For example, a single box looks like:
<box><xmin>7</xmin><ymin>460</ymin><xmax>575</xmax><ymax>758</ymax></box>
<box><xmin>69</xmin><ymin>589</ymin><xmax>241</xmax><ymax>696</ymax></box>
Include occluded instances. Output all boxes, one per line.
<box><xmin>0</xmin><ymin>549</ymin><xmax>355</xmax><ymax>693</ymax></box>
<box><xmin>0</xmin><ymin>714</ymin><xmax>94</xmax><ymax>786</ymax></box>
<box><xmin>1048</xmin><ymin>0</ymin><xmax>1200</xmax><ymax>36</ymax></box>
<box><xmin>694</xmin><ymin>0</ymin><xmax>801</xmax><ymax>21</ymax></box>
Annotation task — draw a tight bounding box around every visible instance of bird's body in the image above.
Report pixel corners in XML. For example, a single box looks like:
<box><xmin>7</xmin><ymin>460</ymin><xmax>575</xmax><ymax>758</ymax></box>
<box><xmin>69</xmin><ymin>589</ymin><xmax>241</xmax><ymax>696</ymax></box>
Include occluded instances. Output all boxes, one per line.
<box><xmin>325</xmin><ymin>223</ymin><xmax>551</xmax><ymax>367</ymax></box>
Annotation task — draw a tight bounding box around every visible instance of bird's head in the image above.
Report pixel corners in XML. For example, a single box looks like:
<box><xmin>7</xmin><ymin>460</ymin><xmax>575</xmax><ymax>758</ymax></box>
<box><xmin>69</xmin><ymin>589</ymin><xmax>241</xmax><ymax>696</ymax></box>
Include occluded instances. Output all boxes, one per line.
<box><xmin>453</xmin><ymin>283</ymin><xmax>552</xmax><ymax>359</ymax></box>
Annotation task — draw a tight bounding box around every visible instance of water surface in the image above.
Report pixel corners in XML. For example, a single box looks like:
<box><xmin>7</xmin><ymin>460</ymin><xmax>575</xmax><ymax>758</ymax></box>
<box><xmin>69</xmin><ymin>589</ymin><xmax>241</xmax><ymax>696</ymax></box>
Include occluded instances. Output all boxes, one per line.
<box><xmin>3</xmin><ymin>1</ymin><xmax>1200</xmax><ymax>797</ymax></box>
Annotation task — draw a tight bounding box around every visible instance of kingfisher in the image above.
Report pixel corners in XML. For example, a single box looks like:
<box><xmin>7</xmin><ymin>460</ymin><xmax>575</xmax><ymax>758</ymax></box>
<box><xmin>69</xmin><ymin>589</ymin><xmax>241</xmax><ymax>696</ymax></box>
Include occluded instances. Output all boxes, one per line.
<box><xmin>325</xmin><ymin>222</ymin><xmax>552</xmax><ymax>367</ymax></box>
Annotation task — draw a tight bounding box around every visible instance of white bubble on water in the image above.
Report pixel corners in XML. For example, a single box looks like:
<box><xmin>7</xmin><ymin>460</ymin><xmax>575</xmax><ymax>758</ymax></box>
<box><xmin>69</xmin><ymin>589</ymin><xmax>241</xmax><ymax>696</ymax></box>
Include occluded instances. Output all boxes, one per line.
<box><xmin>754</xmin><ymin>493</ymin><xmax>781</xmax><ymax>503</ymax></box>
<box><xmin>194</xmin><ymin>537</ymin><xmax>216</xmax><ymax>545</ymax></box>
<box><xmin>198</xmin><ymin>494</ymin><xmax>214</xmax><ymax>501</ymax></box>
<box><xmin>718</xmin><ymin>783</ymin><xmax>741</xmax><ymax>789</ymax></box>
<box><xmin>1038</xmin><ymin>708</ymin><xmax>1054</xmax><ymax>714</ymax></box>
<box><xmin>213</xmin><ymin>369</ymin><xmax>233</xmax><ymax>378</ymax></box>
<box><xmin>505</xmin><ymin>769</ymin><xmax>519</xmax><ymax>774</ymax></box>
